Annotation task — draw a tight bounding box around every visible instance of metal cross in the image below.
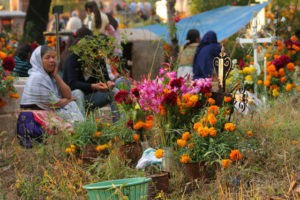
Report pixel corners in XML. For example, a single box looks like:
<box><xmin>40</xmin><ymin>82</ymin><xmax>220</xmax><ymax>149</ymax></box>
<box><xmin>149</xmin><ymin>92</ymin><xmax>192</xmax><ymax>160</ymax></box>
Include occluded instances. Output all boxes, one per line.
<box><xmin>236</xmin><ymin>11</ymin><xmax>276</xmax><ymax>75</ymax></box>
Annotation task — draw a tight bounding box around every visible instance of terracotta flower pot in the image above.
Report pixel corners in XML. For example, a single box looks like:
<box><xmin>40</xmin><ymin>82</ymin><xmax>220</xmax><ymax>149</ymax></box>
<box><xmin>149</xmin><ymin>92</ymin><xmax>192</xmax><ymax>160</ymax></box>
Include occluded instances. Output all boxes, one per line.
<box><xmin>119</xmin><ymin>142</ymin><xmax>142</xmax><ymax>167</ymax></box>
<box><xmin>184</xmin><ymin>162</ymin><xmax>207</xmax><ymax>182</ymax></box>
<box><xmin>147</xmin><ymin>172</ymin><xmax>170</xmax><ymax>199</ymax></box>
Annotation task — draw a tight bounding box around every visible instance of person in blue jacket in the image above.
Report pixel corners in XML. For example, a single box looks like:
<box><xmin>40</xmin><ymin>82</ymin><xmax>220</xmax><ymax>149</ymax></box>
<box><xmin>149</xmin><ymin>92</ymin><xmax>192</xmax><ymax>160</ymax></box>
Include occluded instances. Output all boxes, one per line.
<box><xmin>193</xmin><ymin>31</ymin><xmax>221</xmax><ymax>79</ymax></box>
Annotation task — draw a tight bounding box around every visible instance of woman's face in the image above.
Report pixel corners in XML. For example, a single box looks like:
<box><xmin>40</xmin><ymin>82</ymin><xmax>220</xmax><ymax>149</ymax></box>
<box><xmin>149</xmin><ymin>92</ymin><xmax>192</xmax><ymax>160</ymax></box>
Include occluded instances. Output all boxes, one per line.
<box><xmin>86</xmin><ymin>8</ymin><xmax>92</xmax><ymax>14</ymax></box>
<box><xmin>42</xmin><ymin>51</ymin><xmax>56</xmax><ymax>74</ymax></box>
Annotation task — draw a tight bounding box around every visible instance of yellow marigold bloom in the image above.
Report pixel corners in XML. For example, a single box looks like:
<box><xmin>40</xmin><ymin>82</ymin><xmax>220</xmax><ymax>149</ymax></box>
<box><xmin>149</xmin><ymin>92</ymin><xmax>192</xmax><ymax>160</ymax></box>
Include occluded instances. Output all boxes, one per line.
<box><xmin>133</xmin><ymin>121</ymin><xmax>145</xmax><ymax>130</ymax></box>
<box><xmin>193</xmin><ymin>122</ymin><xmax>203</xmax><ymax>130</ymax></box>
<box><xmin>257</xmin><ymin>80</ymin><xmax>263</xmax><ymax>85</ymax></box>
<box><xmin>96</xmin><ymin>145</ymin><xmax>107</xmax><ymax>152</ymax></box>
<box><xmin>190</xmin><ymin>95</ymin><xmax>198</xmax><ymax>104</ymax></box>
<box><xmin>221</xmin><ymin>159</ymin><xmax>232</xmax><ymax>168</ymax></box>
<box><xmin>208</xmin><ymin>127</ymin><xmax>217</xmax><ymax>137</ymax></box>
<box><xmin>264</xmin><ymin>80</ymin><xmax>270</xmax><ymax>87</ymax></box>
<box><xmin>188</xmin><ymin>143</ymin><xmax>194</xmax><ymax>149</ymax></box>
<box><xmin>286</xmin><ymin>62</ymin><xmax>295</xmax><ymax>71</ymax></box>
<box><xmin>155</xmin><ymin>149</ymin><xmax>163</xmax><ymax>158</ymax></box>
<box><xmin>238</xmin><ymin>70</ymin><xmax>243</xmax><ymax>74</ymax></box>
<box><xmin>247</xmin><ymin>131</ymin><xmax>253</xmax><ymax>136</ymax></box>
<box><xmin>208</xmin><ymin>113</ymin><xmax>217</xmax><ymax>125</ymax></box>
<box><xmin>208</xmin><ymin>105</ymin><xmax>219</xmax><ymax>116</ymax></box>
<box><xmin>200</xmin><ymin>117</ymin><xmax>207</xmax><ymax>124</ymax></box>
<box><xmin>224</xmin><ymin>96</ymin><xmax>232</xmax><ymax>103</ymax></box>
<box><xmin>243</xmin><ymin>67</ymin><xmax>250</xmax><ymax>74</ymax></box>
<box><xmin>207</xmin><ymin>98</ymin><xmax>215</xmax><ymax>105</ymax></box>
<box><xmin>182</xmin><ymin>132</ymin><xmax>191</xmax><ymax>140</ymax></box>
<box><xmin>285</xmin><ymin>83</ymin><xmax>292</xmax><ymax>92</ymax></box>
<box><xmin>224</xmin><ymin>123</ymin><xmax>236</xmax><ymax>132</ymax></box>
<box><xmin>292</xmin><ymin>140</ymin><xmax>298</xmax><ymax>144</ymax></box>
<box><xmin>245</xmin><ymin>75</ymin><xmax>253</xmax><ymax>82</ymax></box>
<box><xmin>197</xmin><ymin>126</ymin><xmax>209</xmax><ymax>137</ymax></box>
<box><xmin>249</xmin><ymin>67</ymin><xmax>256</xmax><ymax>73</ymax></box>
<box><xmin>65</xmin><ymin>148</ymin><xmax>72</xmax><ymax>153</ymax></box>
<box><xmin>133</xmin><ymin>134</ymin><xmax>140</xmax><ymax>142</ymax></box>
<box><xmin>70</xmin><ymin>145</ymin><xmax>76</xmax><ymax>150</ymax></box>
<box><xmin>180</xmin><ymin>154</ymin><xmax>191</xmax><ymax>163</ymax></box>
<box><xmin>177</xmin><ymin>139</ymin><xmax>187</xmax><ymax>148</ymax></box>
<box><xmin>6</xmin><ymin>76</ymin><xmax>14</xmax><ymax>80</ymax></box>
<box><xmin>229</xmin><ymin>150</ymin><xmax>243</xmax><ymax>161</ymax></box>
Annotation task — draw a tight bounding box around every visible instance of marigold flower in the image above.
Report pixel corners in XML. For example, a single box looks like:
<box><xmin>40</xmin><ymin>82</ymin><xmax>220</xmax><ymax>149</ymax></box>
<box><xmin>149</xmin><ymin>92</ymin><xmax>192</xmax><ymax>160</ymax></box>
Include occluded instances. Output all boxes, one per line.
<box><xmin>247</xmin><ymin>131</ymin><xmax>253</xmax><ymax>136</ymax></box>
<box><xmin>285</xmin><ymin>83</ymin><xmax>292</xmax><ymax>92</ymax></box>
<box><xmin>182</xmin><ymin>132</ymin><xmax>191</xmax><ymax>140</ymax></box>
<box><xmin>94</xmin><ymin>131</ymin><xmax>101</xmax><ymax>137</ymax></box>
<box><xmin>96</xmin><ymin>145</ymin><xmax>107</xmax><ymax>152</ymax></box>
<box><xmin>188</xmin><ymin>143</ymin><xmax>194</xmax><ymax>149</ymax></box>
<box><xmin>208</xmin><ymin>127</ymin><xmax>217</xmax><ymax>137</ymax></box>
<box><xmin>297</xmin><ymin>86</ymin><xmax>300</xmax><ymax>92</ymax></box>
<box><xmin>272</xmin><ymin>89</ymin><xmax>279</xmax><ymax>97</ymax></box>
<box><xmin>197</xmin><ymin>126</ymin><xmax>209</xmax><ymax>137</ymax></box>
<box><xmin>133</xmin><ymin>121</ymin><xmax>145</xmax><ymax>130</ymax></box>
<box><xmin>65</xmin><ymin>148</ymin><xmax>72</xmax><ymax>153</ymax></box>
<box><xmin>193</xmin><ymin>122</ymin><xmax>203</xmax><ymax>130</ymax></box>
<box><xmin>155</xmin><ymin>149</ymin><xmax>163</xmax><ymax>158</ymax></box>
<box><xmin>286</xmin><ymin>62</ymin><xmax>295</xmax><ymax>71</ymax></box>
<box><xmin>229</xmin><ymin>150</ymin><xmax>243</xmax><ymax>161</ymax></box>
<box><xmin>291</xmin><ymin>36</ymin><xmax>298</xmax><ymax>41</ymax></box>
<box><xmin>280</xmin><ymin>77</ymin><xmax>287</xmax><ymax>83</ymax></box>
<box><xmin>95</xmin><ymin>118</ymin><xmax>100</xmax><ymax>122</ymax></box>
<box><xmin>143</xmin><ymin>120</ymin><xmax>153</xmax><ymax>130</ymax></box>
<box><xmin>224</xmin><ymin>96</ymin><xmax>232</xmax><ymax>103</ymax></box>
<box><xmin>10</xmin><ymin>93</ymin><xmax>19</xmax><ymax>99</ymax></box>
<box><xmin>177</xmin><ymin>139</ymin><xmax>187</xmax><ymax>148</ymax></box>
<box><xmin>133</xmin><ymin>134</ymin><xmax>140</xmax><ymax>142</ymax></box>
<box><xmin>264</xmin><ymin>80</ymin><xmax>271</xmax><ymax>87</ymax></box>
<box><xmin>159</xmin><ymin>105</ymin><xmax>166</xmax><ymax>116</ymax></box>
<box><xmin>208</xmin><ymin>105</ymin><xmax>219</xmax><ymax>116</ymax></box>
<box><xmin>180</xmin><ymin>154</ymin><xmax>191</xmax><ymax>163</ymax></box>
<box><xmin>208</xmin><ymin>114</ymin><xmax>217</xmax><ymax>125</ymax></box>
<box><xmin>207</xmin><ymin>98</ymin><xmax>215</xmax><ymax>105</ymax></box>
<box><xmin>70</xmin><ymin>145</ymin><xmax>76</xmax><ymax>150</ymax></box>
<box><xmin>0</xmin><ymin>51</ymin><xmax>7</xmax><ymax>59</ymax></box>
<box><xmin>257</xmin><ymin>80</ymin><xmax>263</xmax><ymax>85</ymax></box>
<box><xmin>224</xmin><ymin>123</ymin><xmax>236</xmax><ymax>132</ymax></box>
<box><xmin>221</xmin><ymin>159</ymin><xmax>232</xmax><ymax>168</ymax></box>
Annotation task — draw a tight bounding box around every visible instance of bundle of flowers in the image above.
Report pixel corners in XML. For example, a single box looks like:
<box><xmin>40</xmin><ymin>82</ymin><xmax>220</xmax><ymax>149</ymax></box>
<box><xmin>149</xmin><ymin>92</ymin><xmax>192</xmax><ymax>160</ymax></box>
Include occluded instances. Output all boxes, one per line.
<box><xmin>175</xmin><ymin>99</ymin><xmax>241</xmax><ymax>167</ymax></box>
<box><xmin>0</xmin><ymin>67</ymin><xmax>18</xmax><ymax>107</ymax></box>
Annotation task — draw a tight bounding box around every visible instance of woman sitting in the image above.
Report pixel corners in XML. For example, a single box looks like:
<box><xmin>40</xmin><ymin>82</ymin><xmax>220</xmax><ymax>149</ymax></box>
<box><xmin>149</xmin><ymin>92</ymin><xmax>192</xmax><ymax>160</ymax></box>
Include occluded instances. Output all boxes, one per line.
<box><xmin>18</xmin><ymin>45</ymin><xmax>84</xmax><ymax>147</ymax></box>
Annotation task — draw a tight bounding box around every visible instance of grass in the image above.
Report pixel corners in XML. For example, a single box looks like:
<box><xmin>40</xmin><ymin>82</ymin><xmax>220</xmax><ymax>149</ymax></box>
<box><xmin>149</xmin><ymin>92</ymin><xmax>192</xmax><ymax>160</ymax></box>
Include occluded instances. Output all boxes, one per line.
<box><xmin>0</xmin><ymin>94</ymin><xmax>299</xmax><ymax>199</ymax></box>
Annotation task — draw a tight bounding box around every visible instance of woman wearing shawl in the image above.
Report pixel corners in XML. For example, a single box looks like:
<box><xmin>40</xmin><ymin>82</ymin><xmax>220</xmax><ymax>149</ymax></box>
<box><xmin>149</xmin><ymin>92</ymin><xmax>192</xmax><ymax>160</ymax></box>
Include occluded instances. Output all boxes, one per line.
<box><xmin>21</xmin><ymin>45</ymin><xmax>84</xmax><ymax>123</ymax></box>
<box><xmin>193</xmin><ymin>31</ymin><xmax>221</xmax><ymax>79</ymax></box>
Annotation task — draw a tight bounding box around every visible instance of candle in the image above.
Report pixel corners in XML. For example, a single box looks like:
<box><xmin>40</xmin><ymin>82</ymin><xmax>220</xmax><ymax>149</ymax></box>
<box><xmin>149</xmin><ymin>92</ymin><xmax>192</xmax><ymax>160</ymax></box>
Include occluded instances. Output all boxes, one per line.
<box><xmin>219</xmin><ymin>58</ymin><xmax>224</xmax><ymax>88</ymax></box>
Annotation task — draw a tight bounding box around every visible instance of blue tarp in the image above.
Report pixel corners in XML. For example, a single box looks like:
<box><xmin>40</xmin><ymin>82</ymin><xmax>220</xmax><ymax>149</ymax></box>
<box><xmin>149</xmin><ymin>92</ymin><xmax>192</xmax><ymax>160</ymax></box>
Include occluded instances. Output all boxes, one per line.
<box><xmin>135</xmin><ymin>2</ymin><xmax>270</xmax><ymax>46</ymax></box>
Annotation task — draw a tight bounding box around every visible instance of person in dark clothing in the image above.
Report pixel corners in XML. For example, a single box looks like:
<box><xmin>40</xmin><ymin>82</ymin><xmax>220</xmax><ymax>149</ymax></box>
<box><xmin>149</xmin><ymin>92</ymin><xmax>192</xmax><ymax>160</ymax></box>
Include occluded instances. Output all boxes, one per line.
<box><xmin>12</xmin><ymin>45</ymin><xmax>33</xmax><ymax>77</ymax></box>
<box><xmin>193</xmin><ymin>31</ymin><xmax>221</xmax><ymax>79</ymax></box>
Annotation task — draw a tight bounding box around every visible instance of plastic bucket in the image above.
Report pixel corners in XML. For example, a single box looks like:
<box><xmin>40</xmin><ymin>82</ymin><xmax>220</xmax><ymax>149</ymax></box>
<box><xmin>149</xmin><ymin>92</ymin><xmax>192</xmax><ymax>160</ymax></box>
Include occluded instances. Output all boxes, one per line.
<box><xmin>83</xmin><ymin>177</ymin><xmax>152</xmax><ymax>200</ymax></box>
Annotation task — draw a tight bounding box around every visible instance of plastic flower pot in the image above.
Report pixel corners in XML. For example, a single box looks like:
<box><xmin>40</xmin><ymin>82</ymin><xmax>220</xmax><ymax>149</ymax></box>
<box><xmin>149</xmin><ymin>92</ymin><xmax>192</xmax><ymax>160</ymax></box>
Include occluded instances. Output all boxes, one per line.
<box><xmin>83</xmin><ymin>177</ymin><xmax>152</xmax><ymax>200</ymax></box>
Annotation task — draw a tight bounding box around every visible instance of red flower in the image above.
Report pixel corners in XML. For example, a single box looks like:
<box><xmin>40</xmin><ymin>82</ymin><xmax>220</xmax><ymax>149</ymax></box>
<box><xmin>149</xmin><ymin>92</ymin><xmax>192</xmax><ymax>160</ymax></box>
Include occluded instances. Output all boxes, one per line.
<box><xmin>170</xmin><ymin>77</ymin><xmax>184</xmax><ymax>89</ymax></box>
<box><xmin>30</xmin><ymin>42</ymin><xmax>38</xmax><ymax>50</ymax></box>
<box><xmin>131</xmin><ymin>87</ymin><xmax>140</xmax><ymax>98</ymax></box>
<box><xmin>127</xmin><ymin>120</ymin><xmax>133</xmax><ymax>129</ymax></box>
<box><xmin>271</xmin><ymin>55</ymin><xmax>290</xmax><ymax>69</ymax></box>
<box><xmin>114</xmin><ymin>90</ymin><xmax>132</xmax><ymax>104</ymax></box>
<box><xmin>2</xmin><ymin>56</ymin><xmax>15</xmax><ymax>71</ymax></box>
<box><xmin>162</xmin><ymin>91</ymin><xmax>177</xmax><ymax>106</ymax></box>
<box><xmin>172</xmin><ymin>15</ymin><xmax>180</xmax><ymax>23</ymax></box>
<box><xmin>238</xmin><ymin>59</ymin><xmax>245</xmax><ymax>69</ymax></box>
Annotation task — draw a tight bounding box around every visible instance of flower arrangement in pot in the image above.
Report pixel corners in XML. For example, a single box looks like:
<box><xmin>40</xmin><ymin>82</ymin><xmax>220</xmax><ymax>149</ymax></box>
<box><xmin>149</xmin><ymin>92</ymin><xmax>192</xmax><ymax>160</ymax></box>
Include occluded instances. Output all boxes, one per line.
<box><xmin>175</xmin><ymin>98</ymin><xmax>241</xmax><ymax>181</ymax></box>
<box><xmin>0</xmin><ymin>67</ymin><xmax>19</xmax><ymax>107</ymax></box>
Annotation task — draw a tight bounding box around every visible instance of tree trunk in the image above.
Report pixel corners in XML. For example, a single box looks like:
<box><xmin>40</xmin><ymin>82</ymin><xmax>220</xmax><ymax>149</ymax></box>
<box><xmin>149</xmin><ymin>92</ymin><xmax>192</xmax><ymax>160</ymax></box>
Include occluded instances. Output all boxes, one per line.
<box><xmin>167</xmin><ymin>0</ymin><xmax>179</xmax><ymax>67</ymax></box>
<box><xmin>21</xmin><ymin>0</ymin><xmax>52</xmax><ymax>44</ymax></box>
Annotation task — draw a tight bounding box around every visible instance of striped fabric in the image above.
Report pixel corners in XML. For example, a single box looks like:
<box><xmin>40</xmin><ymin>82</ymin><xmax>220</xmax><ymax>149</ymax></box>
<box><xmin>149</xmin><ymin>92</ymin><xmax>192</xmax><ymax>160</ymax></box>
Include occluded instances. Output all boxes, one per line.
<box><xmin>13</xmin><ymin>56</ymin><xmax>32</xmax><ymax>77</ymax></box>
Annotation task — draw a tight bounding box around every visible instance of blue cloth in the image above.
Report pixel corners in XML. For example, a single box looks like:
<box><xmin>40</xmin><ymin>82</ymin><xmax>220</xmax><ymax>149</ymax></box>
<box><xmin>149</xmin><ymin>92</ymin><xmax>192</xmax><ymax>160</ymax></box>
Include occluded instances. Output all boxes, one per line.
<box><xmin>193</xmin><ymin>31</ymin><xmax>221</xmax><ymax>79</ymax></box>
<box><xmin>16</xmin><ymin>111</ymin><xmax>44</xmax><ymax>148</ymax></box>
<box><xmin>12</xmin><ymin>56</ymin><xmax>32</xmax><ymax>77</ymax></box>
<box><xmin>135</xmin><ymin>2</ymin><xmax>270</xmax><ymax>45</ymax></box>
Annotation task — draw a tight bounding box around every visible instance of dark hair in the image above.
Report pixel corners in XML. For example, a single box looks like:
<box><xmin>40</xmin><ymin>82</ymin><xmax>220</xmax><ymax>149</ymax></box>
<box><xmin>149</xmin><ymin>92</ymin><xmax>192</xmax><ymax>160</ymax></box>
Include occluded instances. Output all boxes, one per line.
<box><xmin>85</xmin><ymin>1</ymin><xmax>102</xmax><ymax>29</ymax></box>
<box><xmin>13</xmin><ymin>45</ymin><xmax>33</xmax><ymax>61</ymax></box>
<box><xmin>41</xmin><ymin>45</ymin><xmax>54</xmax><ymax>57</ymax></box>
<box><xmin>106</xmin><ymin>13</ymin><xmax>118</xmax><ymax>30</ymax></box>
<box><xmin>184</xmin><ymin>29</ymin><xmax>200</xmax><ymax>49</ymax></box>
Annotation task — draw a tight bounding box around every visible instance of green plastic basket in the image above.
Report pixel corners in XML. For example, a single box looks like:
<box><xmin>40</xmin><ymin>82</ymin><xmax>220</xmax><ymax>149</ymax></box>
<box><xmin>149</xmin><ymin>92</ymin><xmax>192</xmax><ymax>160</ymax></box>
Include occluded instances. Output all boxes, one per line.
<box><xmin>83</xmin><ymin>177</ymin><xmax>152</xmax><ymax>200</ymax></box>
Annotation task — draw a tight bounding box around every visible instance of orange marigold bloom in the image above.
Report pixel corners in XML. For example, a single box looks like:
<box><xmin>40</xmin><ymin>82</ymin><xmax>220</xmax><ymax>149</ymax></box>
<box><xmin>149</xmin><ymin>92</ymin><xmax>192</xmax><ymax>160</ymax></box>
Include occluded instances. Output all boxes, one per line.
<box><xmin>267</xmin><ymin>64</ymin><xmax>276</xmax><ymax>74</ymax></box>
<box><xmin>197</xmin><ymin>126</ymin><xmax>209</xmax><ymax>137</ymax></box>
<box><xmin>96</xmin><ymin>145</ymin><xmax>107</xmax><ymax>152</ymax></box>
<box><xmin>94</xmin><ymin>131</ymin><xmax>101</xmax><ymax>137</ymax></box>
<box><xmin>221</xmin><ymin>159</ymin><xmax>232</xmax><ymax>168</ymax></box>
<box><xmin>250</xmin><ymin>61</ymin><xmax>254</xmax><ymax>65</ymax></box>
<box><xmin>159</xmin><ymin>105</ymin><xmax>166</xmax><ymax>116</ymax></box>
<box><xmin>229</xmin><ymin>150</ymin><xmax>243</xmax><ymax>161</ymax></box>
<box><xmin>286</xmin><ymin>83</ymin><xmax>292</xmax><ymax>92</ymax></box>
<box><xmin>291</xmin><ymin>36</ymin><xmax>298</xmax><ymax>41</ymax></box>
<box><xmin>177</xmin><ymin>139</ymin><xmax>187</xmax><ymax>148</ymax></box>
<box><xmin>246</xmin><ymin>54</ymin><xmax>251</xmax><ymax>59</ymax></box>
<box><xmin>276</xmin><ymin>40</ymin><xmax>282</xmax><ymax>46</ymax></box>
<box><xmin>265</xmin><ymin>54</ymin><xmax>271</xmax><ymax>58</ymax></box>
<box><xmin>95</xmin><ymin>118</ymin><xmax>100</xmax><ymax>122</ymax></box>
<box><xmin>208</xmin><ymin>105</ymin><xmax>219</xmax><ymax>116</ymax></box>
<box><xmin>264</xmin><ymin>80</ymin><xmax>271</xmax><ymax>87</ymax></box>
<box><xmin>193</xmin><ymin>122</ymin><xmax>203</xmax><ymax>130</ymax></box>
<box><xmin>207</xmin><ymin>98</ymin><xmax>215</xmax><ymax>105</ymax></box>
<box><xmin>224</xmin><ymin>123</ymin><xmax>236</xmax><ymax>132</ymax></box>
<box><xmin>65</xmin><ymin>148</ymin><xmax>72</xmax><ymax>153</ymax></box>
<box><xmin>179</xmin><ymin>154</ymin><xmax>191</xmax><ymax>163</ymax></box>
<box><xmin>133</xmin><ymin>121</ymin><xmax>145</xmax><ymax>130</ymax></box>
<box><xmin>143</xmin><ymin>120</ymin><xmax>153</xmax><ymax>130</ymax></box>
<box><xmin>278</xmin><ymin>68</ymin><xmax>285</xmax><ymax>76</ymax></box>
<box><xmin>208</xmin><ymin>127</ymin><xmax>217</xmax><ymax>137</ymax></box>
<box><xmin>257</xmin><ymin>80</ymin><xmax>263</xmax><ymax>85</ymax></box>
<box><xmin>155</xmin><ymin>149</ymin><xmax>164</xmax><ymax>158</ymax></box>
<box><xmin>280</xmin><ymin>77</ymin><xmax>287</xmax><ymax>83</ymax></box>
<box><xmin>10</xmin><ymin>93</ymin><xmax>19</xmax><ymax>99</ymax></box>
<box><xmin>297</xmin><ymin>86</ymin><xmax>300</xmax><ymax>92</ymax></box>
<box><xmin>146</xmin><ymin>115</ymin><xmax>154</xmax><ymax>121</ymax></box>
<box><xmin>208</xmin><ymin>113</ymin><xmax>217</xmax><ymax>125</ymax></box>
<box><xmin>266</xmin><ymin>75</ymin><xmax>272</xmax><ymax>81</ymax></box>
<box><xmin>224</xmin><ymin>96</ymin><xmax>232</xmax><ymax>103</ymax></box>
<box><xmin>247</xmin><ymin>131</ymin><xmax>253</xmax><ymax>136</ymax></box>
<box><xmin>133</xmin><ymin>134</ymin><xmax>140</xmax><ymax>142</ymax></box>
<box><xmin>286</xmin><ymin>62</ymin><xmax>295</xmax><ymax>71</ymax></box>
<box><xmin>188</xmin><ymin>143</ymin><xmax>194</xmax><ymax>149</ymax></box>
<box><xmin>182</xmin><ymin>132</ymin><xmax>191</xmax><ymax>140</ymax></box>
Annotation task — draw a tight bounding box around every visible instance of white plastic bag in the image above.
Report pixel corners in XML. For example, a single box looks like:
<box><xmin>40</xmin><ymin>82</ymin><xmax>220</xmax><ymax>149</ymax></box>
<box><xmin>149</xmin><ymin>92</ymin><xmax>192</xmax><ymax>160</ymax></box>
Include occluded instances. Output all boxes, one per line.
<box><xmin>136</xmin><ymin>148</ymin><xmax>162</xmax><ymax>169</ymax></box>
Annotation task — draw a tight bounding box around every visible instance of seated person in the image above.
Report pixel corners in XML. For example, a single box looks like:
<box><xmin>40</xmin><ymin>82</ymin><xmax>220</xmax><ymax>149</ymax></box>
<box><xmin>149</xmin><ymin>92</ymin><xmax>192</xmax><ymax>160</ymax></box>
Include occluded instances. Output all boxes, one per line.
<box><xmin>193</xmin><ymin>31</ymin><xmax>221</xmax><ymax>79</ymax></box>
<box><xmin>12</xmin><ymin>44</ymin><xmax>33</xmax><ymax>77</ymax></box>
<box><xmin>20</xmin><ymin>45</ymin><xmax>84</xmax><ymax>123</ymax></box>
